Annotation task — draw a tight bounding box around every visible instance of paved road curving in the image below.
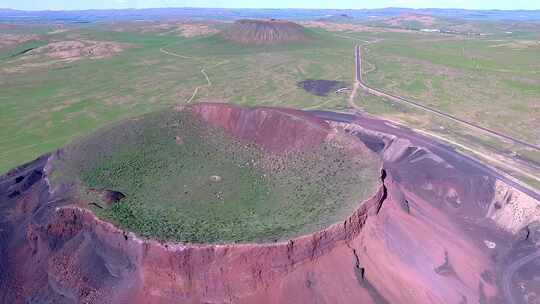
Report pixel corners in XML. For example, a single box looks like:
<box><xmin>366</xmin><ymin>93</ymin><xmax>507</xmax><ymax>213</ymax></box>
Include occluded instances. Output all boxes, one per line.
<box><xmin>353</xmin><ymin>45</ymin><xmax>540</xmax><ymax>151</ymax></box>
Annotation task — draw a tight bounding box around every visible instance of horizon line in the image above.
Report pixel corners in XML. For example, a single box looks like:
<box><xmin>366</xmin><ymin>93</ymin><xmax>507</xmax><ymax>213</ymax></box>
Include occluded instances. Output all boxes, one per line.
<box><xmin>2</xmin><ymin>6</ymin><xmax>540</xmax><ymax>12</ymax></box>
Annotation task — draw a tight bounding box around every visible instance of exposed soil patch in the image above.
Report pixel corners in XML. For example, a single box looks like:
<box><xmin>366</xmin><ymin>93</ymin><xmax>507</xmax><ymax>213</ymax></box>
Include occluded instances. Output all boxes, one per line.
<box><xmin>385</xmin><ymin>13</ymin><xmax>437</xmax><ymax>28</ymax></box>
<box><xmin>29</xmin><ymin>40</ymin><xmax>127</xmax><ymax>61</ymax></box>
<box><xmin>223</xmin><ymin>19</ymin><xmax>310</xmax><ymax>45</ymax></box>
<box><xmin>0</xmin><ymin>33</ymin><xmax>39</xmax><ymax>49</ymax></box>
<box><xmin>176</xmin><ymin>22</ymin><xmax>220</xmax><ymax>37</ymax></box>
<box><xmin>301</xmin><ymin>21</ymin><xmax>414</xmax><ymax>33</ymax></box>
<box><xmin>0</xmin><ymin>23</ymin><xmax>17</xmax><ymax>30</ymax></box>
<box><xmin>298</xmin><ymin>79</ymin><xmax>348</xmax><ymax>97</ymax></box>
<box><xmin>489</xmin><ymin>40</ymin><xmax>540</xmax><ymax>50</ymax></box>
<box><xmin>139</xmin><ymin>21</ymin><xmax>219</xmax><ymax>37</ymax></box>
<box><xmin>113</xmin><ymin>21</ymin><xmax>220</xmax><ymax>37</ymax></box>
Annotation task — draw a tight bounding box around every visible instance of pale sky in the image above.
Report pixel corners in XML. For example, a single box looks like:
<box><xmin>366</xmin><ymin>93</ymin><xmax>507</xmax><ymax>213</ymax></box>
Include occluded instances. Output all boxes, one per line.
<box><xmin>1</xmin><ymin>0</ymin><xmax>539</xmax><ymax>11</ymax></box>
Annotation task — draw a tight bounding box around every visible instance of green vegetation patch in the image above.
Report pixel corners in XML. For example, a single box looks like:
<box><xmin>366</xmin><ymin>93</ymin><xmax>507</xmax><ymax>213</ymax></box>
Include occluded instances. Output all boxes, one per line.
<box><xmin>0</xmin><ymin>25</ymin><xmax>354</xmax><ymax>174</ymax></box>
<box><xmin>52</xmin><ymin>109</ymin><xmax>379</xmax><ymax>244</ymax></box>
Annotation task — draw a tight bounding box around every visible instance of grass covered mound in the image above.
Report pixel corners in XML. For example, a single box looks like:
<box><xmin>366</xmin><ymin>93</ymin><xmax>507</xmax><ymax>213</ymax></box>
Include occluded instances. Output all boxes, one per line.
<box><xmin>52</xmin><ymin>106</ymin><xmax>380</xmax><ymax>244</ymax></box>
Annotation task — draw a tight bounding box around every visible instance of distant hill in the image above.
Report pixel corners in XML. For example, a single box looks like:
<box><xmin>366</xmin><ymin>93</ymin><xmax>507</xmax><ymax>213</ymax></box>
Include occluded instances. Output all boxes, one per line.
<box><xmin>384</xmin><ymin>13</ymin><xmax>437</xmax><ymax>28</ymax></box>
<box><xmin>223</xmin><ymin>19</ymin><xmax>310</xmax><ymax>45</ymax></box>
<box><xmin>1</xmin><ymin>7</ymin><xmax>539</xmax><ymax>23</ymax></box>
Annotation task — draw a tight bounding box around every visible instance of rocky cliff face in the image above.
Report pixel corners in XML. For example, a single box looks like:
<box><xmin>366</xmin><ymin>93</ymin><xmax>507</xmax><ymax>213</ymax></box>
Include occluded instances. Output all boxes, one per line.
<box><xmin>1</xmin><ymin>105</ymin><xmax>537</xmax><ymax>304</ymax></box>
<box><xmin>222</xmin><ymin>19</ymin><xmax>310</xmax><ymax>45</ymax></box>
<box><xmin>0</xmin><ymin>156</ymin><xmax>496</xmax><ymax>304</ymax></box>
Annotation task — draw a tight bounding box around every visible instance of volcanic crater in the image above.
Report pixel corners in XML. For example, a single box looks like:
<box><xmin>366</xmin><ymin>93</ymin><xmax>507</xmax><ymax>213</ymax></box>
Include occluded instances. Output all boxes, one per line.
<box><xmin>2</xmin><ymin>103</ymin><xmax>540</xmax><ymax>304</ymax></box>
<box><xmin>223</xmin><ymin>19</ymin><xmax>311</xmax><ymax>45</ymax></box>
<box><xmin>49</xmin><ymin>103</ymin><xmax>380</xmax><ymax>244</ymax></box>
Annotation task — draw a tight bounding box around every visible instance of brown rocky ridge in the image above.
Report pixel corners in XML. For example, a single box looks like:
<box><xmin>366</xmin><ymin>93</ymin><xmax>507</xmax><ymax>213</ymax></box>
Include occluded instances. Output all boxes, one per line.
<box><xmin>0</xmin><ymin>33</ymin><xmax>39</xmax><ymax>49</ymax></box>
<box><xmin>385</xmin><ymin>13</ymin><xmax>437</xmax><ymax>27</ymax></box>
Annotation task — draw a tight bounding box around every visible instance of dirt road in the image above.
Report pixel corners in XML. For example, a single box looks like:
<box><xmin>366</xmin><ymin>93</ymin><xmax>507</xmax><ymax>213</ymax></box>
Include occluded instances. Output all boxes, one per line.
<box><xmin>160</xmin><ymin>47</ymin><xmax>228</xmax><ymax>103</ymax></box>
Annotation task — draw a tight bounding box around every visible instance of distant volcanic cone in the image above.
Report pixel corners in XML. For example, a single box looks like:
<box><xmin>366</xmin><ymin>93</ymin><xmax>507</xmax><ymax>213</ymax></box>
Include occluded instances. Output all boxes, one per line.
<box><xmin>223</xmin><ymin>19</ymin><xmax>310</xmax><ymax>45</ymax></box>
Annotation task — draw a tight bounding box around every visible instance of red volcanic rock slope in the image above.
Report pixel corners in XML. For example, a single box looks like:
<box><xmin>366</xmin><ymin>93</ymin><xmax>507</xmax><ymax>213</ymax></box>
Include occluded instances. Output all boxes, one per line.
<box><xmin>188</xmin><ymin>102</ymin><xmax>330</xmax><ymax>152</ymax></box>
<box><xmin>0</xmin><ymin>105</ymin><xmax>506</xmax><ymax>304</ymax></box>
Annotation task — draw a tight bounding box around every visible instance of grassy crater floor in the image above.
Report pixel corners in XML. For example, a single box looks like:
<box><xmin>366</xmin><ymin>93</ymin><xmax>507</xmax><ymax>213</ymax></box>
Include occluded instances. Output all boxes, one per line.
<box><xmin>52</xmin><ymin>109</ymin><xmax>380</xmax><ymax>244</ymax></box>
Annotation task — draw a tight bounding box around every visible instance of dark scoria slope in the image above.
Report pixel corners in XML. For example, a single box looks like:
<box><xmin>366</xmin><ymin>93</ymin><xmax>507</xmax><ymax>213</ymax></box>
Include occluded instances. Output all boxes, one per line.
<box><xmin>1</xmin><ymin>105</ymin><xmax>540</xmax><ymax>303</ymax></box>
<box><xmin>223</xmin><ymin>19</ymin><xmax>310</xmax><ymax>45</ymax></box>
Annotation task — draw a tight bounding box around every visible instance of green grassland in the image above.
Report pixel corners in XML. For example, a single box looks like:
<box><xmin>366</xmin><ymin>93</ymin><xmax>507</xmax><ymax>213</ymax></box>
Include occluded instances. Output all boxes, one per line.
<box><xmin>52</xmin><ymin>110</ymin><xmax>379</xmax><ymax>243</ymax></box>
<box><xmin>353</xmin><ymin>29</ymin><xmax>540</xmax><ymax>183</ymax></box>
<box><xmin>357</xmin><ymin>31</ymin><xmax>540</xmax><ymax>144</ymax></box>
<box><xmin>1</xmin><ymin>20</ymin><xmax>540</xmax><ymax>185</ymax></box>
<box><xmin>0</xmin><ymin>24</ymin><xmax>356</xmax><ymax>173</ymax></box>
